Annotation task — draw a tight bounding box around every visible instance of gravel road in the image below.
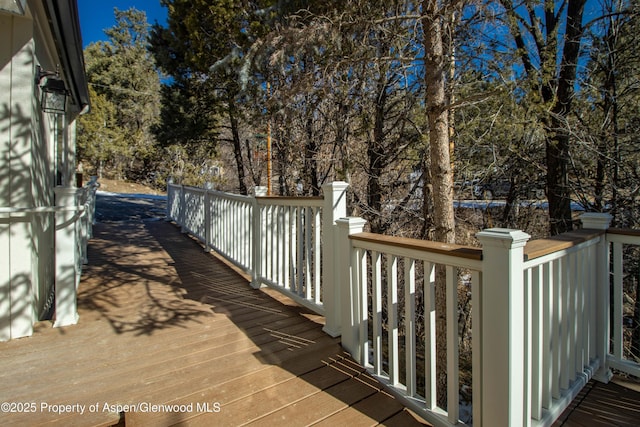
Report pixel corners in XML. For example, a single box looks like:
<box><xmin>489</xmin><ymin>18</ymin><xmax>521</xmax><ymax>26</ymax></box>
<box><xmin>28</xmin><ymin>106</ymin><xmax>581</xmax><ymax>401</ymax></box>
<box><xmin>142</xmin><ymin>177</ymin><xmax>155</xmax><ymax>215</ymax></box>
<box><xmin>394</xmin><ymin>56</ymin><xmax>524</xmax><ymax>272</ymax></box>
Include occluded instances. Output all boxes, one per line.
<box><xmin>94</xmin><ymin>192</ymin><xmax>167</xmax><ymax>222</ymax></box>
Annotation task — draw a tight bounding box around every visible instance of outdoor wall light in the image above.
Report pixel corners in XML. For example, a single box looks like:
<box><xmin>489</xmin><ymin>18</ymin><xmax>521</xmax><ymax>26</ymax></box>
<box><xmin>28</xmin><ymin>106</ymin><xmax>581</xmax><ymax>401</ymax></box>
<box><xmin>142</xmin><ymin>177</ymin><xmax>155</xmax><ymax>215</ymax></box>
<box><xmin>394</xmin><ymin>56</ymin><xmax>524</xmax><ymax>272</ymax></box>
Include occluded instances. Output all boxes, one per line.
<box><xmin>36</xmin><ymin>65</ymin><xmax>68</xmax><ymax>115</ymax></box>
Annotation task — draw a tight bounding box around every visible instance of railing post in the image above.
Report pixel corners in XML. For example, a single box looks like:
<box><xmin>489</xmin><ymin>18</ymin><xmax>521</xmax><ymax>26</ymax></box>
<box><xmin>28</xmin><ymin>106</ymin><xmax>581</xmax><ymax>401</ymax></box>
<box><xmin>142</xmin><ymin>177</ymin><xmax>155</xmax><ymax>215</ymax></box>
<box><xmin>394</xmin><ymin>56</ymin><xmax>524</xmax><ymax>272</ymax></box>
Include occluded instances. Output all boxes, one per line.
<box><xmin>321</xmin><ymin>181</ymin><xmax>349</xmax><ymax>337</ymax></box>
<box><xmin>204</xmin><ymin>189</ymin><xmax>212</xmax><ymax>252</ymax></box>
<box><xmin>476</xmin><ymin>228</ymin><xmax>531</xmax><ymax>427</ymax></box>
<box><xmin>335</xmin><ymin>217</ymin><xmax>366</xmax><ymax>359</ymax></box>
<box><xmin>54</xmin><ymin>187</ymin><xmax>81</xmax><ymax>328</ymax></box>
<box><xmin>166</xmin><ymin>183</ymin><xmax>172</xmax><ymax>221</ymax></box>
<box><xmin>179</xmin><ymin>185</ymin><xmax>187</xmax><ymax>233</ymax></box>
<box><xmin>79</xmin><ymin>187</ymin><xmax>89</xmax><ymax>264</ymax></box>
<box><xmin>251</xmin><ymin>186</ymin><xmax>267</xmax><ymax>289</ymax></box>
<box><xmin>580</xmin><ymin>212</ymin><xmax>613</xmax><ymax>383</ymax></box>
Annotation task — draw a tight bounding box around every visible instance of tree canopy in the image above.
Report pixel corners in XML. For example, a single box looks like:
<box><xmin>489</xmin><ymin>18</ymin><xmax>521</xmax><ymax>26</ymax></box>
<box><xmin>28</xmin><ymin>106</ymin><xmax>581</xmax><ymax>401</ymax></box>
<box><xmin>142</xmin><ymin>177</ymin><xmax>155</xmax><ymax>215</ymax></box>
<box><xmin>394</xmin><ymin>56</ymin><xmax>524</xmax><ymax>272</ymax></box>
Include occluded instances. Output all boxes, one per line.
<box><xmin>79</xmin><ymin>1</ymin><xmax>640</xmax><ymax>235</ymax></box>
<box><xmin>78</xmin><ymin>7</ymin><xmax>161</xmax><ymax>182</ymax></box>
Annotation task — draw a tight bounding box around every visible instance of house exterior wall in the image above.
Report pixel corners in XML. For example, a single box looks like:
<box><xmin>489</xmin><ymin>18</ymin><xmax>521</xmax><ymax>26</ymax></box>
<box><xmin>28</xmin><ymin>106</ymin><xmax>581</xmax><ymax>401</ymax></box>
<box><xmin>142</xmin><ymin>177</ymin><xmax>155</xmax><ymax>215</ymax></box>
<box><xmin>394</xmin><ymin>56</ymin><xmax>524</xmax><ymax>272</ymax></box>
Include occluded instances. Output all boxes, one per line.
<box><xmin>0</xmin><ymin>9</ymin><xmax>37</xmax><ymax>341</ymax></box>
<box><xmin>0</xmin><ymin>4</ymin><xmax>68</xmax><ymax>340</ymax></box>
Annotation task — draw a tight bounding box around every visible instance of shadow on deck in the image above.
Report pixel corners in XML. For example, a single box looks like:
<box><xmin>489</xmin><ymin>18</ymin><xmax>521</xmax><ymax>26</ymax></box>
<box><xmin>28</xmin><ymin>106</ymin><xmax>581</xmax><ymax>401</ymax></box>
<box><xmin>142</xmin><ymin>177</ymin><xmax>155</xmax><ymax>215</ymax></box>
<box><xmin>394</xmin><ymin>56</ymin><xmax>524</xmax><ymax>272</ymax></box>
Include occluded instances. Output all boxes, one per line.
<box><xmin>0</xmin><ymin>220</ymin><xmax>428</xmax><ymax>426</ymax></box>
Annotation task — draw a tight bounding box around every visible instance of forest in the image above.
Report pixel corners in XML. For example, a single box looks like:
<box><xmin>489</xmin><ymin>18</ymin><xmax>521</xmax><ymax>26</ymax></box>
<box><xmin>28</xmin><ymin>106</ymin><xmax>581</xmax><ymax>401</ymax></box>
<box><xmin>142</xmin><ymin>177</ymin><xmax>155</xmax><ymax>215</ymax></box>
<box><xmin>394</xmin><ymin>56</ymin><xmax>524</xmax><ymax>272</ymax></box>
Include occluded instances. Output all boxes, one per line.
<box><xmin>77</xmin><ymin>0</ymin><xmax>640</xmax><ymax>238</ymax></box>
<box><xmin>76</xmin><ymin>0</ymin><xmax>640</xmax><ymax>381</ymax></box>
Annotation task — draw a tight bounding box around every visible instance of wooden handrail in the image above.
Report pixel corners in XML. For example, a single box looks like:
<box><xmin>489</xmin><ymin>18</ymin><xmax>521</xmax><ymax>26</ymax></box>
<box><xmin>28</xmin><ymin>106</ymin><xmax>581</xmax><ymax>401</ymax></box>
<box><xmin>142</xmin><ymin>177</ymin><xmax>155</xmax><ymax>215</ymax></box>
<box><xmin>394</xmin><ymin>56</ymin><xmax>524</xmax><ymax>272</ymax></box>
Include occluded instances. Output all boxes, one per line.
<box><xmin>256</xmin><ymin>196</ymin><xmax>323</xmax><ymax>201</ymax></box>
<box><xmin>523</xmin><ymin>229</ymin><xmax>604</xmax><ymax>261</ymax></box>
<box><xmin>349</xmin><ymin>232</ymin><xmax>483</xmax><ymax>261</ymax></box>
<box><xmin>607</xmin><ymin>227</ymin><xmax>640</xmax><ymax>237</ymax></box>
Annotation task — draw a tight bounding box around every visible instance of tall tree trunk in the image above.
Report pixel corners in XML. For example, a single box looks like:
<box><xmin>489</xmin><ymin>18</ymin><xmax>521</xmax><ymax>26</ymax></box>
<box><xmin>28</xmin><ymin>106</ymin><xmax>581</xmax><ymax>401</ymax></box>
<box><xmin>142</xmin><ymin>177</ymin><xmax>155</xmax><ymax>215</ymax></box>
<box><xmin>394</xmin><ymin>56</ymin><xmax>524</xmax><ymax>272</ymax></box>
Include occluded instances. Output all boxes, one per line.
<box><xmin>228</xmin><ymin>98</ymin><xmax>248</xmax><ymax>195</ymax></box>
<box><xmin>501</xmin><ymin>0</ymin><xmax>586</xmax><ymax>235</ymax></box>
<box><xmin>634</xmin><ymin>278</ymin><xmax>640</xmax><ymax>360</ymax></box>
<box><xmin>546</xmin><ymin>131</ymin><xmax>573</xmax><ymax>234</ymax></box>
<box><xmin>304</xmin><ymin>113</ymin><xmax>320</xmax><ymax>196</ymax></box>
<box><xmin>367</xmin><ymin>81</ymin><xmax>388</xmax><ymax>234</ymax></box>
<box><xmin>547</xmin><ymin>0</ymin><xmax>586</xmax><ymax>235</ymax></box>
<box><xmin>335</xmin><ymin>101</ymin><xmax>352</xmax><ymax>183</ymax></box>
<box><xmin>423</xmin><ymin>0</ymin><xmax>456</xmax><ymax>407</ymax></box>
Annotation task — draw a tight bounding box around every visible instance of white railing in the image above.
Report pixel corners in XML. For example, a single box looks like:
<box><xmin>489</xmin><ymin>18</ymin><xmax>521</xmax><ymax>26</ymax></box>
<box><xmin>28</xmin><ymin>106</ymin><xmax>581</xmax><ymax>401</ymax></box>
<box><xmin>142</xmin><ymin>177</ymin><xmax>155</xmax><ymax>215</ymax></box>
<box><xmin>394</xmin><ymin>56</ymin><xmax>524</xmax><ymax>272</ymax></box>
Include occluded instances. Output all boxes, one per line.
<box><xmin>209</xmin><ymin>191</ymin><xmax>254</xmax><ymax>272</ymax></box>
<box><xmin>166</xmin><ymin>182</ymin><xmax>640</xmax><ymax>427</ymax></box>
<box><xmin>54</xmin><ymin>179</ymin><xmax>100</xmax><ymax>328</ymax></box>
<box><xmin>167</xmin><ymin>184</ymin><xmax>254</xmax><ymax>273</ymax></box>
<box><xmin>518</xmin><ymin>229</ymin><xmax>603</xmax><ymax>425</ymax></box>
<box><xmin>76</xmin><ymin>176</ymin><xmax>100</xmax><ymax>274</ymax></box>
<box><xmin>338</xmin><ymin>213</ymin><xmax>639</xmax><ymax>427</ymax></box>
<box><xmin>0</xmin><ymin>178</ymin><xmax>100</xmax><ymax>340</ymax></box>
<box><xmin>254</xmin><ymin>197</ymin><xmax>324</xmax><ymax>312</ymax></box>
<box><xmin>336</xmin><ymin>219</ymin><xmax>483</xmax><ymax>426</ymax></box>
<box><xmin>605</xmin><ymin>228</ymin><xmax>640</xmax><ymax>379</ymax></box>
<box><xmin>166</xmin><ymin>182</ymin><xmax>348</xmax><ymax>326</ymax></box>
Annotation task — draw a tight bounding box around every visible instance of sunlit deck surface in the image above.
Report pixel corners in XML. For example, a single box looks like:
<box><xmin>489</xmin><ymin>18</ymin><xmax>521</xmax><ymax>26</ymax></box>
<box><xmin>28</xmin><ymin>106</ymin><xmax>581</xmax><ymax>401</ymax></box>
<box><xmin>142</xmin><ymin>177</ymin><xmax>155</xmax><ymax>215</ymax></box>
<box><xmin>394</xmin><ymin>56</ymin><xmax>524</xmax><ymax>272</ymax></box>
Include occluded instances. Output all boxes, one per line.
<box><xmin>0</xmin><ymin>220</ymin><xmax>427</xmax><ymax>426</ymax></box>
<box><xmin>1</xmin><ymin>218</ymin><xmax>639</xmax><ymax>426</ymax></box>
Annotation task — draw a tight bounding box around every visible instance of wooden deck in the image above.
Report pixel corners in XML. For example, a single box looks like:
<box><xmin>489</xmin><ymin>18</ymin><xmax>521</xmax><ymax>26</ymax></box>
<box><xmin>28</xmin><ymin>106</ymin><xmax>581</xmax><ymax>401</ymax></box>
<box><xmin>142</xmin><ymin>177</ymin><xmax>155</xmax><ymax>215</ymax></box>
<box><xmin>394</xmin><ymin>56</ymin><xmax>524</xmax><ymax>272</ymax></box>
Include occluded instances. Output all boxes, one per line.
<box><xmin>1</xmin><ymin>218</ymin><xmax>639</xmax><ymax>426</ymax></box>
<box><xmin>0</xmin><ymin>220</ymin><xmax>427</xmax><ymax>426</ymax></box>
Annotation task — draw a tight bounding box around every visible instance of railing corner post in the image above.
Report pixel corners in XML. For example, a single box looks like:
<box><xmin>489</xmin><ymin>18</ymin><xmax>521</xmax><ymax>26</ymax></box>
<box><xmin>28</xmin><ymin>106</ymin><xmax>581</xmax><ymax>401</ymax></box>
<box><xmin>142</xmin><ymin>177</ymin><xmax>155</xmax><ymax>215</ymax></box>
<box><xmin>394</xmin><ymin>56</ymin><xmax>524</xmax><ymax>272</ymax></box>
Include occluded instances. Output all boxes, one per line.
<box><xmin>166</xmin><ymin>182</ymin><xmax>171</xmax><ymax>221</ymax></box>
<box><xmin>204</xmin><ymin>189</ymin><xmax>212</xmax><ymax>253</ymax></box>
<box><xmin>579</xmin><ymin>212</ymin><xmax>613</xmax><ymax>231</ymax></box>
<box><xmin>53</xmin><ymin>186</ymin><xmax>81</xmax><ymax>328</ymax></box>
<box><xmin>179</xmin><ymin>185</ymin><xmax>187</xmax><ymax>233</ymax></box>
<box><xmin>476</xmin><ymin>228</ymin><xmax>530</xmax><ymax>426</ymax></box>
<box><xmin>580</xmin><ymin>213</ymin><xmax>613</xmax><ymax>383</ymax></box>
<box><xmin>335</xmin><ymin>217</ymin><xmax>366</xmax><ymax>359</ymax></box>
<box><xmin>251</xmin><ymin>187</ymin><xmax>267</xmax><ymax>289</ymax></box>
<box><xmin>321</xmin><ymin>182</ymin><xmax>349</xmax><ymax>337</ymax></box>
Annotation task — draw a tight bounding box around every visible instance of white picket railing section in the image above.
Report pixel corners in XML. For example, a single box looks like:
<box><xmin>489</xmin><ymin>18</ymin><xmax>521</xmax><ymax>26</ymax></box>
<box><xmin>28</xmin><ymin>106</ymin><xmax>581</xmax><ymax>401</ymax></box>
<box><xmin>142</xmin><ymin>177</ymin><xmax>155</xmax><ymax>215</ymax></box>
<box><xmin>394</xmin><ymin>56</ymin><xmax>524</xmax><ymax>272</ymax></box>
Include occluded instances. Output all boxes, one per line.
<box><xmin>166</xmin><ymin>182</ymin><xmax>349</xmax><ymax>324</ymax></box>
<box><xmin>336</xmin><ymin>220</ymin><xmax>483</xmax><ymax>426</ymax></box>
<box><xmin>76</xmin><ymin>176</ymin><xmax>100</xmax><ymax>274</ymax></box>
<box><xmin>254</xmin><ymin>197</ymin><xmax>324</xmax><ymax>313</ymax></box>
<box><xmin>166</xmin><ymin>182</ymin><xmax>640</xmax><ymax>427</ymax></box>
<box><xmin>606</xmin><ymin>228</ymin><xmax>640</xmax><ymax>379</ymax></box>
<box><xmin>519</xmin><ymin>230</ymin><xmax>603</xmax><ymax>425</ymax></box>
<box><xmin>339</xmin><ymin>214</ymin><xmax>640</xmax><ymax>427</ymax></box>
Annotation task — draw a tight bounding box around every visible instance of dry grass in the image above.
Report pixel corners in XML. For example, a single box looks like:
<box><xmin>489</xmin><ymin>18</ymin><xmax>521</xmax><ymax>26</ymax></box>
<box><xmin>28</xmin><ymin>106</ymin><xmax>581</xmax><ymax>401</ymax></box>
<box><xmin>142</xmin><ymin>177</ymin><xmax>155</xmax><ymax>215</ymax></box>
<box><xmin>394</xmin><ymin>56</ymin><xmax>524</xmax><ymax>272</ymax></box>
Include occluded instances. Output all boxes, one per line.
<box><xmin>94</xmin><ymin>178</ymin><xmax>164</xmax><ymax>195</ymax></box>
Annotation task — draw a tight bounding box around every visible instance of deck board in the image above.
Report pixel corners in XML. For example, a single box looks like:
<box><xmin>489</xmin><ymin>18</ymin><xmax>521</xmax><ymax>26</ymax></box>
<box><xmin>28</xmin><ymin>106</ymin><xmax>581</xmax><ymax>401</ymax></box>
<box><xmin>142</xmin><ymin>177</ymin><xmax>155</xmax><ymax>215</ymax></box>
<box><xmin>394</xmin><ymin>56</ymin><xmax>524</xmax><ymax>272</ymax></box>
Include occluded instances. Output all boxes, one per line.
<box><xmin>0</xmin><ymin>220</ymin><xmax>427</xmax><ymax>427</ymax></box>
<box><xmin>554</xmin><ymin>379</ymin><xmax>640</xmax><ymax>427</ymax></box>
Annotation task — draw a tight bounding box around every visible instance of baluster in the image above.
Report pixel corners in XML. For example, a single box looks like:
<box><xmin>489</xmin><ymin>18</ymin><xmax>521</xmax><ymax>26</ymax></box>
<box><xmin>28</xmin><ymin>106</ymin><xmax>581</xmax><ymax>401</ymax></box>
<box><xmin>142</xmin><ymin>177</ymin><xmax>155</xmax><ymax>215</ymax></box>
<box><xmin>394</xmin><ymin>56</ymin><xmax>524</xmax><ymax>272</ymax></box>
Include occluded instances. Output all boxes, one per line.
<box><xmin>560</xmin><ymin>255</ymin><xmax>570</xmax><ymax>391</ymax></box>
<box><xmin>372</xmin><ymin>251</ymin><xmax>382</xmax><ymax>373</ymax></box>
<box><xmin>552</xmin><ymin>259</ymin><xmax>561</xmax><ymax>399</ymax></box>
<box><xmin>387</xmin><ymin>255</ymin><xmax>399</xmax><ymax>386</ymax></box>
<box><xmin>446</xmin><ymin>265</ymin><xmax>459</xmax><ymax>424</ymax></box>
<box><xmin>266</xmin><ymin>205</ymin><xmax>272</xmax><ymax>281</ymax></box>
<box><xmin>358</xmin><ymin>248</ymin><xmax>368</xmax><ymax>366</ymax></box>
<box><xmin>424</xmin><ymin>261</ymin><xmax>436</xmax><ymax>410</ymax></box>
<box><xmin>542</xmin><ymin>262</ymin><xmax>553</xmax><ymax>410</ymax></box>
<box><xmin>588</xmin><ymin>244</ymin><xmax>597</xmax><ymax>362</ymax></box>
<box><xmin>568</xmin><ymin>252</ymin><xmax>577</xmax><ymax>384</ymax></box>
<box><xmin>283</xmin><ymin>206</ymin><xmax>291</xmax><ymax>290</ymax></box>
<box><xmin>277</xmin><ymin>204</ymin><xmax>283</xmax><ymax>287</ymax></box>
<box><xmin>405</xmin><ymin>258</ymin><xmax>417</xmax><ymax>397</ymax></box>
<box><xmin>531</xmin><ymin>266</ymin><xmax>543</xmax><ymax>420</ymax></box>
<box><xmin>471</xmin><ymin>270</ymin><xmax>482</xmax><ymax>424</ymax></box>
<box><xmin>576</xmin><ymin>247</ymin><xmax>585</xmax><ymax>372</ymax></box>
<box><xmin>287</xmin><ymin>206</ymin><xmax>298</xmax><ymax>293</ymax></box>
<box><xmin>296</xmin><ymin>207</ymin><xmax>303</xmax><ymax>294</ymax></box>
<box><xmin>314</xmin><ymin>207</ymin><xmax>321</xmax><ymax>304</ymax></box>
<box><xmin>304</xmin><ymin>207</ymin><xmax>312</xmax><ymax>298</ymax></box>
<box><xmin>613</xmin><ymin>241</ymin><xmax>623</xmax><ymax>360</ymax></box>
<box><xmin>204</xmin><ymin>190</ymin><xmax>211</xmax><ymax>252</ymax></box>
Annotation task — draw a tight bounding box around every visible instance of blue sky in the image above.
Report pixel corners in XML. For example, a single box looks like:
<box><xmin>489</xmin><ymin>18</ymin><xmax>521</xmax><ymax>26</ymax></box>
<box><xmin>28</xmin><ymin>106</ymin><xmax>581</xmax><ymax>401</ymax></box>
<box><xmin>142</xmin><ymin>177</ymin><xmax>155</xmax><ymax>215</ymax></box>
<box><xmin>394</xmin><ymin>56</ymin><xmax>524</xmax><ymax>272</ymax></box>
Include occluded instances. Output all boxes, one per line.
<box><xmin>77</xmin><ymin>0</ymin><xmax>168</xmax><ymax>47</ymax></box>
